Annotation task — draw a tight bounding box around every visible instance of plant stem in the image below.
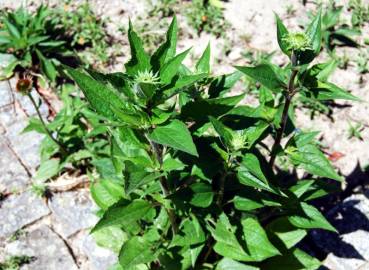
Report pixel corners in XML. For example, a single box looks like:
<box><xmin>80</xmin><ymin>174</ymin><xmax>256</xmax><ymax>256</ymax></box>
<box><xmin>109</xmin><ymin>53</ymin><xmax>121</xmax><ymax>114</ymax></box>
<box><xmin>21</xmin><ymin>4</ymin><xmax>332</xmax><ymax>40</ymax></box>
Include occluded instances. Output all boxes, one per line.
<box><xmin>145</xmin><ymin>133</ymin><xmax>179</xmax><ymax>235</ymax></box>
<box><xmin>216</xmin><ymin>172</ymin><xmax>227</xmax><ymax>209</ymax></box>
<box><xmin>27</xmin><ymin>93</ymin><xmax>67</xmax><ymax>156</ymax></box>
<box><xmin>269</xmin><ymin>68</ymin><xmax>298</xmax><ymax>167</ymax></box>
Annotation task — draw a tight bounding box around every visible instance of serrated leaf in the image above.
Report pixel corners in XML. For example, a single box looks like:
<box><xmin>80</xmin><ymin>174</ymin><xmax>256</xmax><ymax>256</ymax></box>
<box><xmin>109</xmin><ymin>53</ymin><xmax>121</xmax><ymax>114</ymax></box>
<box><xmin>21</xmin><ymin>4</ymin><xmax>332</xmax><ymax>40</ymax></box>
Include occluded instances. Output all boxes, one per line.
<box><xmin>241</xmin><ymin>217</ymin><xmax>280</xmax><ymax>261</ymax></box>
<box><xmin>196</xmin><ymin>42</ymin><xmax>211</xmax><ymax>73</ymax></box>
<box><xmin>65</xmin><ymin>67</ymin><xmax>126</xmax><ymax>120</ymax></box>
<box><xmin>236</xmin><ymin>64</ymin><xmax>285</xmax><ymax>92</ymax></box>
<box><xmin>92</xmin><ymin>226</ymin><xmax>127</xmax><ymax>253</ymax></box>
<box><xmin>119</xmin><ymin>236</ymin><xmax>157</xmax><ymax>269</ymax></box>
<box><xmin>160</xmin><ymin>48</ymin><xmax>191</xmax><ymax>84</ymax></box>
<box><xmin>151</xmin><ymin>16</ymin><xmax>177</xmax><ymax>71</ymax></box>
<box><xmin>190</xmin><ymin>182</ymin><xmax>214</xmax><ymax>208</ymax></box>
<box><xmin>208</xmin><ymin>213</ymin><xmax>252</xmax><ymax>261</ymax></box>
<box><xmin>125</xmin><ymin>20</ymin><xmax>151</xmax><ymax>76</ymax></box>
<box><xmin>275</xmin><ymin>13</ymin><xmax>290</xmax><ymax>55</ymax></box>
<box><xmin>312</xmin><ymin>81</ymin><xmax>359</xmax><ymax>101</ymax></box>
<box><xmin>91</xmin><ymin>199</ymin><xmax>152</xmax><ymax>233</ymax></box>
<box><xmin>149</xmin><ymin>119</ymin><xmax>198</xmax><ymax>157</ymax></box>
<box><xmin>91</xmin><ymin>179</ymin><xmax>124</xmax><ymax>210</ymax></box>
<box><xmin>288</xmin><ymin>143</ymin><xmax>343</xmax><ymax>181</ymax></box>
<box><xmin>289</xmin><ymin>202</ymin><xmax>336</xmax><ymax>232</ymax></box>
<box><xmin>306</xmin><ymin>8</ymin><xmax>322</xmax><ymax>54</ymax></box>
<box><xmin>237</xmin><ymin>153</ymin><xmax>279</xmax><ymax>194</ymax></box>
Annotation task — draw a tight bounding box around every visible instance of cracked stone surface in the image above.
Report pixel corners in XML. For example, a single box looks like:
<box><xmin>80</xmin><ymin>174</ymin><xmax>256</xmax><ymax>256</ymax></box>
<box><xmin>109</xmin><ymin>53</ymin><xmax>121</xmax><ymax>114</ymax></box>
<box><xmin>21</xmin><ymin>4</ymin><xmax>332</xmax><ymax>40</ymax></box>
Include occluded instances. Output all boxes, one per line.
<box><xmin>0</xmin><ymin>80</ymin><xmax>12</xmax><ymax>107</ymax></box>
<box><xmin>48</xmin><ymin>190</ymin><xmax>98</xmax><ymax>238</ymax></box>
<box><xmin>72</xmin><ymin>231</ymin><xmax>118</xmax><ymax>270</ymax></box>
<box><xmin>4</xmin><ymin>225</ymin><xmax>78</xmax><ymax>270</ymax></box>
<box><xmin>312</xmin><ymin>191</ymin><xmax>369</xmax><ymax>270</ymax></box>
<box><xmin>0</xmin><ymin>191</ymin><xmax>50</xmax><ymax>239</ymax></box>
<box><xmin>0</xmin><ymin>139</ymin><xmax>29</xmax><ymax>193</ymax></box>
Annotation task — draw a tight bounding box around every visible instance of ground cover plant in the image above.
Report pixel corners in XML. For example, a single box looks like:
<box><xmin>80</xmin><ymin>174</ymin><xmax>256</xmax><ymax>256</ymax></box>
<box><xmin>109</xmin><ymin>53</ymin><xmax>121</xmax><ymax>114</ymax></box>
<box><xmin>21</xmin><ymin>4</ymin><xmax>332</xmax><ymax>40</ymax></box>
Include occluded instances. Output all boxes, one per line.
<box><xmin>62</xmin><ymin>10</ymin><xmax>359</xmax><ymax>269</ymax></box>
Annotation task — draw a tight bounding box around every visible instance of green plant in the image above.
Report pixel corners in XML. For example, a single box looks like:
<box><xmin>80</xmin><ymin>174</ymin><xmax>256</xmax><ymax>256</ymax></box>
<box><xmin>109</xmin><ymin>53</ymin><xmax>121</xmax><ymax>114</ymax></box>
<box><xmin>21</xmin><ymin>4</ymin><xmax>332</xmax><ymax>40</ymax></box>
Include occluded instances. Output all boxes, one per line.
<box><xmin>356</xmin><ymin>48</ymin><xmax>369</xmax><ymax>74</ymax></box>
<box><xmin>64</xmin><ymin>14</ymin><xmax>354</xmax><ymax>269</ymax></box>
<box><xmin>348</xmin><ymin>121</ymin><xmax>364</xmax><ymax>140</ymax></box>
<box><xmin>57</xmin><ymin>0</ymin><xmax>110</xmax><ymax>67</ymax></box>
<box><xmin>23</xmin><ymin>83</ymin><xmax>109</xmax><ymax>182</ymax></box>
<box><xmin>349</xmin><ymin>0</ymin><xmax>369</xmax><ymax>27</ymax></box>
<box><xmin>0</xmin><ymin>256</ymin><xmax>33</xmax><ymax>270</ymax></box>
<box><xmin>315</xmin><ymin>4</ymin><xmax>361</xmax><ymax>52</ymax></box>
<box><xmin>148</xmin><ymin>0</ymin><xmax>178</xmax><ymax>18</ymax></box>
<box><xmin>186</xmin><ymin>0</ymin><xmax>229</xmax><ymax>38</ymax></box>
<box><xmin>0</xmin><ymin>5</ymin><xmax>78</xmax><ymax>82</ymax></box>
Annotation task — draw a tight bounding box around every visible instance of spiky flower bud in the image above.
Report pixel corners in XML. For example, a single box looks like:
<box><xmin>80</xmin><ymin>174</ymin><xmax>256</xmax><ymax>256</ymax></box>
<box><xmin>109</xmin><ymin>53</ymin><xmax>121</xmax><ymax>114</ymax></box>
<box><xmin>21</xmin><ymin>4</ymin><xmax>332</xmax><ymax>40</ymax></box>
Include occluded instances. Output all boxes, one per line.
<box><xmin>283</xmin><ymin>32</ymin><xmax>312</xmax><ymax>52</ymax></box>
<box><xmin>16</xmin><ymin>74</ymin><xmax>33</xmax><ymax>95</ymax></box>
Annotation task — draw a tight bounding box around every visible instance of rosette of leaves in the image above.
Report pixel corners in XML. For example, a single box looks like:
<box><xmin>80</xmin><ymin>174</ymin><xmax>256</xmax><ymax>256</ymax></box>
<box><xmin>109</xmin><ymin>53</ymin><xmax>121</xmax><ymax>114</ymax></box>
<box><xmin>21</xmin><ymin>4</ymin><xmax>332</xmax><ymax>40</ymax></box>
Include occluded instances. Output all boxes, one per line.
<box><xmin>0</xmin><ymin>5</ymin><xmax>78</xmax><ymax>82</ymax></box>
<box><xmin>66</xmin><ymin>15</ymin><xmax>351</xmax><ymax>270</ymax></box>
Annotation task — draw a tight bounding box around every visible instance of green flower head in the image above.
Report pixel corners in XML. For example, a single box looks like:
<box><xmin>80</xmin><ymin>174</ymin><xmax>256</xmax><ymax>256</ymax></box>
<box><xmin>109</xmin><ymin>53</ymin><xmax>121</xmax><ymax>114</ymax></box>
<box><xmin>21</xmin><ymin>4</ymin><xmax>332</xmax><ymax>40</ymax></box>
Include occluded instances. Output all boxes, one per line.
<box><xmin>134</xmin><ymin>70</ymin><xmax>160</xmax><ymax>84</ymax></box>
<box><xmin>283</xmin><ymin>32</ymin><xmax>312</xmax><ymax>52</ymax></box>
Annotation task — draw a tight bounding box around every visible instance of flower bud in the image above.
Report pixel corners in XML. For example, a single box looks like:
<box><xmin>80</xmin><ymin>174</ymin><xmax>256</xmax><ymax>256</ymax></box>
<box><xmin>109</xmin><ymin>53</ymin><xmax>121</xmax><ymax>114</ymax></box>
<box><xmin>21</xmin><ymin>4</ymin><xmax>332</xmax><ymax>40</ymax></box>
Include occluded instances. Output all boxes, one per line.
<box><xmin>16</xmin><ymin>75</ymin><xmax>33</xmax><ymax>95</ymax></box>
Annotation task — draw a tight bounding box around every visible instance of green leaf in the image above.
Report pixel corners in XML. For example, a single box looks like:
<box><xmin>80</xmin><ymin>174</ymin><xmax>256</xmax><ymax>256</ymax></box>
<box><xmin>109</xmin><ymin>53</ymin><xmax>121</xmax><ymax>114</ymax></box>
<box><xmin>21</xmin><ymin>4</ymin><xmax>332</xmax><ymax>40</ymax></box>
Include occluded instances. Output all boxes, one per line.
<box><xmin>161</xmin><ymin>73</ymin><xmax>207</xmax><ymax>99</ymax></box>
<box><xmin>216</xmin><ymin>258</ymin><xmax>259</xmax><ymax>270</ymax></box>
<box><xmin>241</xmin><ymin>217</ymin><xmax>280</xmax><ymax>261</ymax></box>
<box><xmin>151</xmin><ymin>16</ymin><xmax>177</xmax><ymax>71</ymax></box>
<box><xmin>262</xmin><ymin>248</ymin><xmax>320</xmax><ymax>270</ymax></box>
<box><xmin>148</xmin><ymin>120</ymin><xmax>198</xmax><ymax>157</ymax></box>
<box><xmin>119</xmin><ymin>236</ymin><xmax>157</xmax><ymax>269</ymax></box>
<box><xmin>237</xmin><ymin>153</ymin><xmax>279</xmax><ymax>194</ymax></box>
<box><xmin>171</xmin><ymin>216</ymin><xmax>206</xmax><ymax>247</ymax></box>
<box><xmin>91</xmin><ymin>179</ymin><xmax>124</xmax><ymax>210</ymax></box>
<box><xmin>288</xmin><ymin>202</ymin><xmax>336</xmax><ymax>232</ymax></box>
<box><xmin>287</xmin><ymin>143</ymin><xmax>343</xmax><ymax>181</ymax></box>
<box><xmin>181</xmin><ymin>94</ymin><xmax>245</xmax><ymax>121</ymax></box>
<box><xmin>196</xmin><ymin>42</ymin><xmax>211</xmax><ymax>73</ymax></box>
<box><xmin>92</xmin><ymin>226</ymin><xmax>128</xmax><ymax>253</ymax></box>
<box><xmin>306</xmin><ymin>8</ymin><xmax>322</xmax><ymax>54</ymax></box>
<box><xmin>235</xmin><ymin>64</ymin><xmax>285</xmax><ymax>92</ymax></box>
<box><xmin>234</xmin><ymin>195</ymin><xmax>281</xmax><ymax>211</ymax></box>
<box><xmin>268</xmin><ymin>218</ymin><xmax>307</xmax><ymax>249</ymax></box>
<box><xmin>275</xmin><ymin>13</ymin><xmax>290</xmax><ymax>55</ymax></box>
<box><xmin>125</xmin><ymin>171</ymin><xmax>162</xmax><ymax>195</ymax></box>
<box><xmin>65</xmin><ymin>67</ymin><xmax>126</xmax><ymax>120</ymax></box>
<box><xmin>91</xmin><ymin>199</ymin><xmax>152</xmax><ymax>233</ymax></box>
<box><xmin>190</xmin><ymin>182</ymin><xmax>214</xmax><ymax>208</ymax></box>
<box><xmin>208</xmin><ymin>71</ymin><xmax>242</xmax><ymax>98</ymax></box>
<box><xmin>209</xmin><ymin>116</ymin><xmax>234</xmax><ymax>149</ymax></box>
<box><xmin>33</xmin><ymin>159</ymin><xmax>60</xmax><ymax>182</ymax></box>
<box><xmin>208</xmin><ymin>213</ymin><xmax>252</xmax><ymax>261</ymax></box>
<box><xmin>3</xmin><ymin>17</ymin><xmax>20</xmax><ymax>39</ymax></box>
<box><xmin>36</xmin><ymin>50</ymin><xmax>57</xmax><ymax>82</ymax></box>
<box><xmin>160</xmin><ymin>48</ymin><xmax>191</xmax><ymax>84</ymax></box>
<box><xmin>312</xmin><ymin>81</ymin><xmax>359</xmax><ymax>101</ymax></box>
<box><xmin>125</xmin><ymin>20</ymin><xmax>151</xmax><ymax>76</ymax></box>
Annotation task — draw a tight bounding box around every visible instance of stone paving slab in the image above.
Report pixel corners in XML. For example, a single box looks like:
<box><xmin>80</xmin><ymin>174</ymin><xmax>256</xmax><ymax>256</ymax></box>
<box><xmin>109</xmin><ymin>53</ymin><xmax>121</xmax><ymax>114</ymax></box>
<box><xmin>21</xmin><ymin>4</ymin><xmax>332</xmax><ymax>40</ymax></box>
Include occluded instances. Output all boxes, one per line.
<box><xmin>4</xmin><ymin>225</ymin><xmax>78</xmax><ymax>270</ymax></box>
<box><xmin>0</xmin><ymin>80</ymin><xmax>12</xmax><ymax>107</ymax></box>
<box><xmin>312</xmin><ymin>191</ymin><xmax>369</xmax><ymax>270</ymax></box>
<box><xmin>0</xmin><ymin>191</ymin><xmax>50</xmax><ymax>240</ymax></box>
<box><xmin>0</xmin><ymin>139</ymin><xmax>29</xmax><ymax>193</ymax></box>
<box><xmin>48</xmin><ymin>190</ymin><xmax>98</xmax><ymax>239</ymax></box>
